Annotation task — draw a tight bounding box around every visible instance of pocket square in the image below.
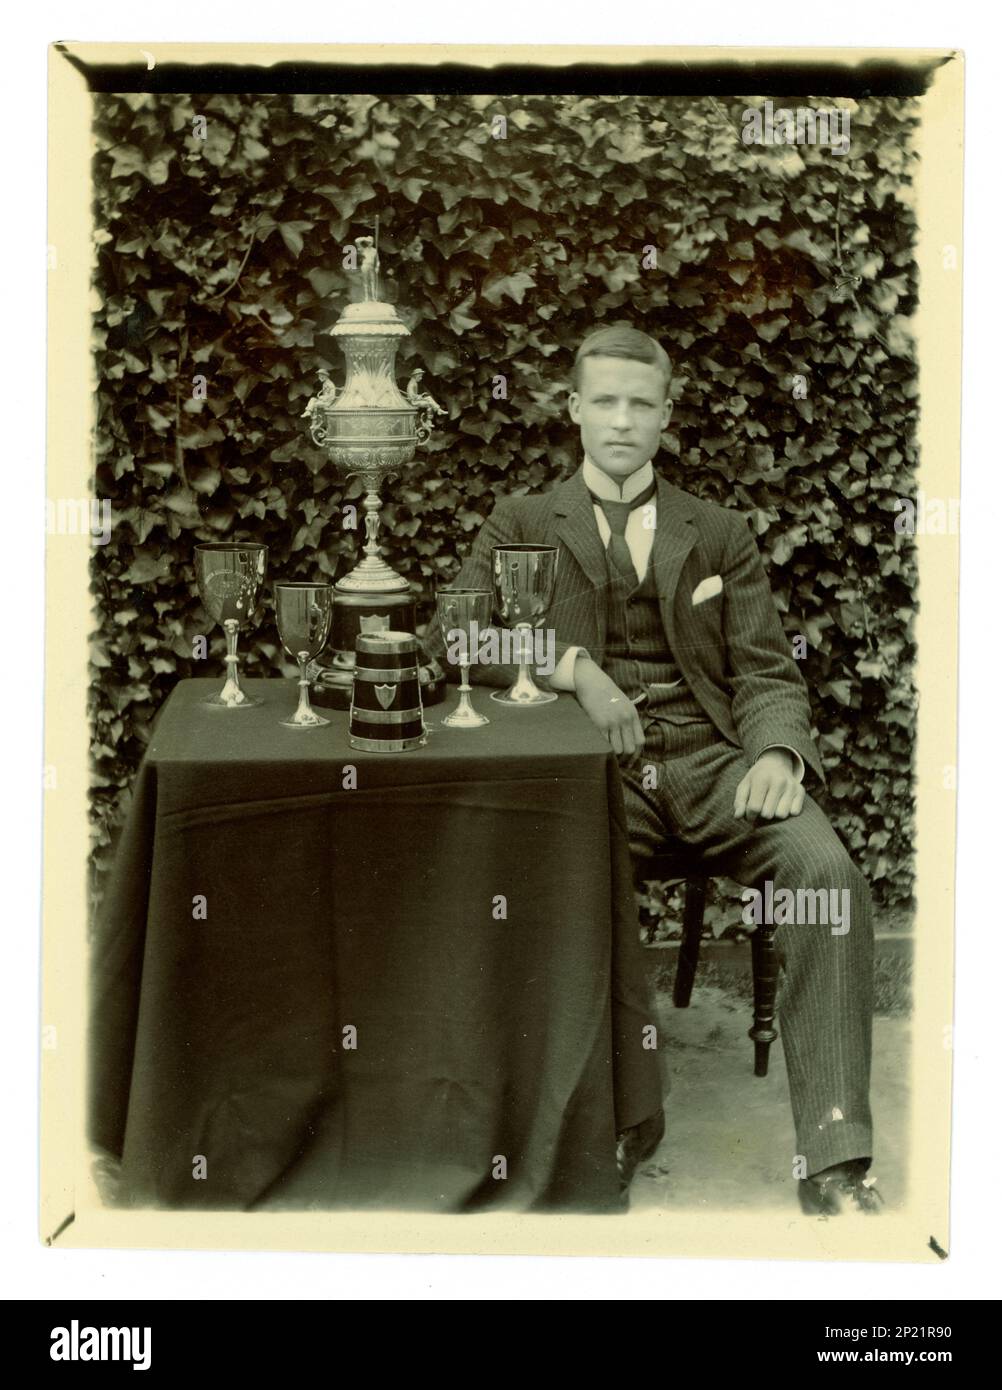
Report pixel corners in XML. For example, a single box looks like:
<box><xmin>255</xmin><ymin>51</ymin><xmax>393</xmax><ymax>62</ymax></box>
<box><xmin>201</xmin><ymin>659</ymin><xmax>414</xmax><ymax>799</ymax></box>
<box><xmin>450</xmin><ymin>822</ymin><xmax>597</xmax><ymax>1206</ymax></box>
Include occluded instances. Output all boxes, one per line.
<box><xmin>692</xmin><ymin>575</ymin><xmax>723</xmax><ymax>606</ymax></box>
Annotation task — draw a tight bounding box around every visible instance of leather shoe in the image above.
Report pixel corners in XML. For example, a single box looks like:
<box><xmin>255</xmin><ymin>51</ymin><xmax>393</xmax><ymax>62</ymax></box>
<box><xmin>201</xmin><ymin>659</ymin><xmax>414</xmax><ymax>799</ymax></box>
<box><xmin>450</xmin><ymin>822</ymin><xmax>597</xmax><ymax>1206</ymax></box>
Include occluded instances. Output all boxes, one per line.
<box><xmin>799</xmin><ymin>1160</ymin><xmax>884</xmax><ymax>1216</ymax></box>
<box><xmin>616</xmin><ymin>1110</ymin><xmax>665</xmax><ymax>1192</ymax></box>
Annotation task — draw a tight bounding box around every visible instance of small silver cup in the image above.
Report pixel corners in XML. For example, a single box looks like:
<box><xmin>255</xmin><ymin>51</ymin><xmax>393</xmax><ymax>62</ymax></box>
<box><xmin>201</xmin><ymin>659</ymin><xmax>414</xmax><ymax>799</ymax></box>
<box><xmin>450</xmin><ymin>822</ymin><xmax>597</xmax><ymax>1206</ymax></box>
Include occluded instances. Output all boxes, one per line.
<box><xmin>489</xmin><ymin>544</ymin><xmax>559</xmax><ymax>707</ymax></box>
<box><xmin>437</xmin><ymin>587</ymin><xmax>493</xmax><ymax>728</ymax></box>
<box><xmin>274</xmin><ymin>582</ymin><xmax>335</xmax><ymax>728</ymax></box>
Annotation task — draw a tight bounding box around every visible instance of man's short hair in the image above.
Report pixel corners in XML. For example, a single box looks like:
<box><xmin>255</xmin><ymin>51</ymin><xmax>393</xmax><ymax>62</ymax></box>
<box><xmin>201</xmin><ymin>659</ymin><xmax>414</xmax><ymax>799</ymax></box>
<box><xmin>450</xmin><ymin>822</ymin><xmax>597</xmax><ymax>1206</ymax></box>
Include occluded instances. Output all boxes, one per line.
<box><xmin>572</xmin><ymin>326</ymin><xmax>673</xmax><ymax>395</ymax></box>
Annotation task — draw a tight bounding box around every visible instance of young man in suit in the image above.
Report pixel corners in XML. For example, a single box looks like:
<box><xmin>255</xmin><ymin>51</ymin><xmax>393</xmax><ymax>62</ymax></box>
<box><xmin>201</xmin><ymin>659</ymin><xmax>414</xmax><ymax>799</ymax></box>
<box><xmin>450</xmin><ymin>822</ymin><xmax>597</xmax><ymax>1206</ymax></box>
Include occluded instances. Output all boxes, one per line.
<box><xmin>428</xmin><ymin>325</ymin><xmax>880</xmax><ymax>1216</ymax></box>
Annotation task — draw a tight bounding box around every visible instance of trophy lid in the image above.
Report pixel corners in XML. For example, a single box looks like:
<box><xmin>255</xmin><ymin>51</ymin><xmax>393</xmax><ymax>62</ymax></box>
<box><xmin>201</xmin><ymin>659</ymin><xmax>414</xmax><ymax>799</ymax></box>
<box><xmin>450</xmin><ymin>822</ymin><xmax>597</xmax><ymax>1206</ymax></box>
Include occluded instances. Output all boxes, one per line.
<box><xmin>331</xmin><ymin>300</ymin><xmax>409</xmax><ymax>337</ymax></box>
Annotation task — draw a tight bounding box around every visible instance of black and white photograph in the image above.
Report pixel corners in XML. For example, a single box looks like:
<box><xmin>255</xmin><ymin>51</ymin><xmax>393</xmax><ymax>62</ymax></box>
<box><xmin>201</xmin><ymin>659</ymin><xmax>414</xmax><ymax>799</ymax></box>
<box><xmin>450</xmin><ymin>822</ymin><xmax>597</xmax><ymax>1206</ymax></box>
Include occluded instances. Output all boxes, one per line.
<box><xmin>39</xmin><ymin>40</ymin><xmax>962</xmax><ymax>1275</ymax></box>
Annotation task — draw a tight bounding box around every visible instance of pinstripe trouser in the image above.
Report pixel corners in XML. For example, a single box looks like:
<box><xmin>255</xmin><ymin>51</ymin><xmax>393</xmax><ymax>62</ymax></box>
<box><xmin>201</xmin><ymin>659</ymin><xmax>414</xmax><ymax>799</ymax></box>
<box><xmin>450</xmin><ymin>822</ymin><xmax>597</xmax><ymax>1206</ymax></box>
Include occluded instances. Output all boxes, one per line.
<box><xmin>621</xmin><ymin>719</ymin><xmax>874</xmax><ymax>1177</ymax></box>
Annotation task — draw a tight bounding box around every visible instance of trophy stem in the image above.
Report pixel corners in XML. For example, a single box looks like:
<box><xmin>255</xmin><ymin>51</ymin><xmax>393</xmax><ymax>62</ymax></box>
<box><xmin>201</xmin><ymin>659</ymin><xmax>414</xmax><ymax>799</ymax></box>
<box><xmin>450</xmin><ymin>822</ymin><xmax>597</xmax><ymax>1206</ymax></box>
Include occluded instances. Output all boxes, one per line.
<box><xmin>335</xmin><ymin>482</ymin><xmax>409</xmax><ymax>593</ymax></box>
<box><xmin>443</xmin><ymin>659</ymin><xmax>490</xmax><ymax>728</ymax></box>
<box><xmin>282</xmin><ymin>653</ymin><xmax>330</xmax><ymax>728</ymax></box>
<box><xmin>206</xmin><ymin>618</ymin><xmax>259</xmax><ymax>708</ymax></box>
<box><xmin>362</xmin><ymin>486</ymin><xmax>382</xmax><ymax>562</ymax></box>
<box><xmin>490</xmin><ymin>625</ymin><xmax>557</xmax><ymax>707</ymax></box>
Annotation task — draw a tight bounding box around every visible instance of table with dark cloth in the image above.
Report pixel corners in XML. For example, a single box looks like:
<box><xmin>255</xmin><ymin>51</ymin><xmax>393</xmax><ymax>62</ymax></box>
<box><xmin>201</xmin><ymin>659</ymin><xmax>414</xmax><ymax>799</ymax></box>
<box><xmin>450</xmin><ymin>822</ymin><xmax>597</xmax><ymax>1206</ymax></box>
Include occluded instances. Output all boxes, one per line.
<box><xmin>89</xmin><ymin>677</ymin><xmax>662</xmax><ymax>1213</ymax></box>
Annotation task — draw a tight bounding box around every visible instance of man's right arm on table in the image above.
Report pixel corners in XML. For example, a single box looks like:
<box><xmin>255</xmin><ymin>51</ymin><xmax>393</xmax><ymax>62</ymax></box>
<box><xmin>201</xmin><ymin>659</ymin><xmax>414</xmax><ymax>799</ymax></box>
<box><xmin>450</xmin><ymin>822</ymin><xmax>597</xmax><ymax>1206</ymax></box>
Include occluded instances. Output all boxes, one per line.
<box><xmin>551</xmin><ymin>648</ymin><xmax>646</xmax><ymax>756</ymax></box>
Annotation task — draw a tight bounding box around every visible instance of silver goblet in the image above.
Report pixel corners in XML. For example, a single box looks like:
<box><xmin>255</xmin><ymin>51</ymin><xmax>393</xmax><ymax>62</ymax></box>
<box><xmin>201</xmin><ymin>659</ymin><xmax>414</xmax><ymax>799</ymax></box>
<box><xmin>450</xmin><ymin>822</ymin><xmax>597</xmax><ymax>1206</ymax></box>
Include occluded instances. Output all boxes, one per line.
<box><xmin>436</xmin><ymin>587</ymin><xmax>492</xmax><ymax>729</ymax></box>
<box><xmin>274</xmin><ymin>582</ymin><xmax>335</xmax><ymax>728</ymax></box>
<box><xmin>194</xmin><ymin>542</ymin><xmax>268</xmax><ymax>708</ymax></box>
<box><xmin>489</xmin><ymin>544</ymin><xmax>559</xmax><ymax>707</ymax></box>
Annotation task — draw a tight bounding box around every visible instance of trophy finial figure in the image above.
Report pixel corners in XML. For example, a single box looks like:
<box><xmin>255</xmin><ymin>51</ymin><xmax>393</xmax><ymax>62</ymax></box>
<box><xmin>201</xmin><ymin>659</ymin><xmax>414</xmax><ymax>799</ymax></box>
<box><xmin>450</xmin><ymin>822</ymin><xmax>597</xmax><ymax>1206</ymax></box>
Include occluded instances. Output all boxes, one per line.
<box><xmin>355</xmin><ymin>235</ymin><xmax>381</xmax><ymax>302</ymax></box>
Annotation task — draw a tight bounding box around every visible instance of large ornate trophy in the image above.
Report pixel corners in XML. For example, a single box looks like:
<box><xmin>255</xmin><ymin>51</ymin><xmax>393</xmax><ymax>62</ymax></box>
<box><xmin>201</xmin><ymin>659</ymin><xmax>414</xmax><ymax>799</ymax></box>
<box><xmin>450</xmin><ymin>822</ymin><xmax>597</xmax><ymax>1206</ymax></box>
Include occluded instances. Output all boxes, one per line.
<box><xmin>302</xmin><ymin>235</ymin><xmax>446</xmax><ymax>709</ymax></box>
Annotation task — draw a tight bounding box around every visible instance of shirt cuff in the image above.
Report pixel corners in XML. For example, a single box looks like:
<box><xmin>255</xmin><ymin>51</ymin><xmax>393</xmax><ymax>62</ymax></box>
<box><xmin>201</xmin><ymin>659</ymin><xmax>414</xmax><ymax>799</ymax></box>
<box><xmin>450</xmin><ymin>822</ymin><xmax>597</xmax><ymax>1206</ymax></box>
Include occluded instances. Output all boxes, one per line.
<box><xmin>761</xmin><ymin>744</ymin><xmax>806</xmax><ymax>782</ymax></box>
<box><xmin>550</xmin><ymin>646</ymin><xmax>591</xmax><ymax>692</ymax></box>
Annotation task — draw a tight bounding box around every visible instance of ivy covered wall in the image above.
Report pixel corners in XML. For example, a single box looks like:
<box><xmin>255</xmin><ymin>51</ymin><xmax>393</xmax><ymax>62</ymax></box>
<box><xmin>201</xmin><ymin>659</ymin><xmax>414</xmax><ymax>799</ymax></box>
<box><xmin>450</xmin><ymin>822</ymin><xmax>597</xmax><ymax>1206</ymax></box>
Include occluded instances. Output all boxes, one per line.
<box><xmin>89</xmin><ymin>90</ymin><xmax>919</xmax><ymax>912</ymax></box>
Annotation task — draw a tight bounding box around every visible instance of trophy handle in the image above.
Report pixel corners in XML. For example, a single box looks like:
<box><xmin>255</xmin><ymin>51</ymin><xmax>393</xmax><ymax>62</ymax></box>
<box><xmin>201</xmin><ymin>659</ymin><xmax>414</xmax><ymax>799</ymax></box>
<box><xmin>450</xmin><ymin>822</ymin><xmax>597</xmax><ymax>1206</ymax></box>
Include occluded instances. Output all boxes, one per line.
<box><xmin>415</xmin><ymin>404</ymin><xmax>437</xmax><ymax>446</ymax></box>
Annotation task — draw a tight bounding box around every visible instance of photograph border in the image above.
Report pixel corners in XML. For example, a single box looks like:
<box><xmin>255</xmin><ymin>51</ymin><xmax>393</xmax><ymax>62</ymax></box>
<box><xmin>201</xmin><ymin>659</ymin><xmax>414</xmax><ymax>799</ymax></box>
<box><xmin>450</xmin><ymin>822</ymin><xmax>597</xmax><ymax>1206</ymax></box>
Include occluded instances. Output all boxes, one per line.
<box><xmin>43</xmin><ymin>41</ymin><xmax>961</xmax><ymax>1261</ymax></box>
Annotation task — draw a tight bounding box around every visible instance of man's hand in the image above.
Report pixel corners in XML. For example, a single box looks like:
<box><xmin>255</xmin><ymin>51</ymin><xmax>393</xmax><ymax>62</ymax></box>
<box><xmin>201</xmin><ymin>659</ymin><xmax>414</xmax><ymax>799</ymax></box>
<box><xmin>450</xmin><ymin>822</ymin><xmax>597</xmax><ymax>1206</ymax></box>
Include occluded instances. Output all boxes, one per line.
<box><xmin>574</xmin><ymin>658</ymin><xmax>645</xmax><ymax>757</ymax></box>
<box><xmin>733</xmin><ymin>749</ymin><xmax>805</xmax><ymax>822</ymax></box>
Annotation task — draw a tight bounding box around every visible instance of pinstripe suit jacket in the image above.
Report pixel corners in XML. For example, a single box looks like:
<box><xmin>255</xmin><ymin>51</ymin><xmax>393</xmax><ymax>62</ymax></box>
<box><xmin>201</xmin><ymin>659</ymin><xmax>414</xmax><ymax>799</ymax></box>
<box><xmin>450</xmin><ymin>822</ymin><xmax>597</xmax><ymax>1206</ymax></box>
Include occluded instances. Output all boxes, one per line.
<box><xmin>426</xmin><ymin>464</ymin><xmax>824</xmax><ymax>786</ymax></box>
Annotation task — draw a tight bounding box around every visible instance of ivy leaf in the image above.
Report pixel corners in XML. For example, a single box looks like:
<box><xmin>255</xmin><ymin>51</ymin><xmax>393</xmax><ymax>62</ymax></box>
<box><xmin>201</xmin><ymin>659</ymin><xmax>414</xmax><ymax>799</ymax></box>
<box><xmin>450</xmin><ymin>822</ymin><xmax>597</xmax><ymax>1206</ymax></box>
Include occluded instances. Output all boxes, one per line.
<box><xmin>123</xmin><ymin>552</ymin><xmax>172</xmax><ymax>584</ymax></box>
<box><xmin>481</xmin><ymin>271</ymin><xmax>536</xmax><ymax>307</ymax></box>
<box><xmin>857</xmin><ymin>656</ymin><xmax>886</xmax><ymax>680</ymax></box>
<box><xmin>108</xmin><ymin>145</ymin><xmax>147</xmax><ymax>180</ymax></box>
<box><xmin>770</xmin><ymin>524</ymin><xmax>808</xmax><ymax>565</ymax></box>
<box><xmin>305</xmin><ymin>267</ymin><xmax>343</xmax><ymax>300</ymax></box>
<box><xmin>448</xmin><ymin>295</ymin><xmax>480</xmax><ymax>334</ymax></box>
<box><xmin>279</xmin><ymin>221</ymin><xmax>312</xmax><ymax>258</ymax></box>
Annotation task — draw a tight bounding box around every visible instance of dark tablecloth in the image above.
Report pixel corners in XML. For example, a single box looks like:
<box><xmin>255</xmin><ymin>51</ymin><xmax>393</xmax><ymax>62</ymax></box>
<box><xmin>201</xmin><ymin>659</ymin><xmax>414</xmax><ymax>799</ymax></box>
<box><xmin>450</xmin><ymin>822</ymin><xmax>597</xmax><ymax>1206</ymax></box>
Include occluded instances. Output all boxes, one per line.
<box><xmin>89</xmin><ymin>678</ymin><xmax>662</xmax><ymax>1213</ymax></box>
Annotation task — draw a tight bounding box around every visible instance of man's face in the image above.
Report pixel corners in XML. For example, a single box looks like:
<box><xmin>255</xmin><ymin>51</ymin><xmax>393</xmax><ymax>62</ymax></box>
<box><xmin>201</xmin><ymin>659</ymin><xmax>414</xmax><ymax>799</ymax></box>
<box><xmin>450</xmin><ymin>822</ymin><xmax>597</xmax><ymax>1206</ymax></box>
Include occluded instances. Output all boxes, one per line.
<box><xmin>568</xmin><ymin>355</ymin><xmax>672</xmax><ymax>482</ymax></box>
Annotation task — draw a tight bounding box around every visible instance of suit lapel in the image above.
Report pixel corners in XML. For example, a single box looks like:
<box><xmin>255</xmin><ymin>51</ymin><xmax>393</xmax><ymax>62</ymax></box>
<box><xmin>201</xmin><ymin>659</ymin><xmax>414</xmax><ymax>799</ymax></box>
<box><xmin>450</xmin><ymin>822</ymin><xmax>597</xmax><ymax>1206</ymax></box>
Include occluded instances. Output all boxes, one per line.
<box><xmin>552</xmin><ymin>468</ymin><xmax>608</xmax><ymax>651</ymax></box>
<box><xmin>648</xmin><ymin>476</ymin><xmax>698</xmax><ymax>655</ymax></box>
<box><xmin>553</xmin><ymin>469</ymin><xmax>607</xmax><ymax>586</ymax></box>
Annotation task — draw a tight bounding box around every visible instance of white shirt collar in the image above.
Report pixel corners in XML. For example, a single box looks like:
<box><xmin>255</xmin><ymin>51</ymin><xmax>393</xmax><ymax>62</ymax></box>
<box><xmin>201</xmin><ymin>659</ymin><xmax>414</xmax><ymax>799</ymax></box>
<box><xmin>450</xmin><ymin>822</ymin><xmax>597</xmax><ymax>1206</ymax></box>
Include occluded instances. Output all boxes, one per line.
<box><xmin>583</xmin><ymin>455</ymin><xmax>655</xmax><ymax>504</ymax></box>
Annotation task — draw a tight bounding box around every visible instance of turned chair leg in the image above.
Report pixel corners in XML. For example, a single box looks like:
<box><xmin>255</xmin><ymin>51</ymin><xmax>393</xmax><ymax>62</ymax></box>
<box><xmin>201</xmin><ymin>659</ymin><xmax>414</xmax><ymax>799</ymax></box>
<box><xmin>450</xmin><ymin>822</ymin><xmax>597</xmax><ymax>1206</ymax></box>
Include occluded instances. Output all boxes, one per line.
<box><xmin>673</xmin><ymin>877</ymin><xmax>707</xmax><ymax>1008</ymax></box>
<box><xmin>749</xmin><ymin>923</ymin><xmax>780</xmax><ymax>1077</ymax></box>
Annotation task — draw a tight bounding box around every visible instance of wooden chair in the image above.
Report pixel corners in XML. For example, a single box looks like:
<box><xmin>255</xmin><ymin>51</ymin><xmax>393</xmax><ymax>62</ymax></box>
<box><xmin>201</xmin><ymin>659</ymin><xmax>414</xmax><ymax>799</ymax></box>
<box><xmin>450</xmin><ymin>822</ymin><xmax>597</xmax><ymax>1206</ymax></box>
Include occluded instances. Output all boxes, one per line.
<box><xmin>636</xmin><ymin>855</ymin><xmax>780</xmax><ymax>1077</ymax></box>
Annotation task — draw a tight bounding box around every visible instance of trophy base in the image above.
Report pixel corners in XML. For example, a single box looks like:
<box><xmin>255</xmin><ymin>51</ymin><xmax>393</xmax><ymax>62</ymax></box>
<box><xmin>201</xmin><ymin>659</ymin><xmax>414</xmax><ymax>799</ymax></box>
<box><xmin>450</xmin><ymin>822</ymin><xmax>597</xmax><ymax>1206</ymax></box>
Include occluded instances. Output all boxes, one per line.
<box><xmin>336</xmin><ymin>562</ymin><xmax>410</xmax><ymax>594</ymax></box>
<box><xmin>490</xmin><ymin>689</ymin><xmax>558</xmax><ymax>707</ymax></box>
<box><xmin>280</xmin><ymin>712</ymin><xmax>330</xmax><ymax>729</ymax></box>
<box><xmin>309</xmin><ymin>661</ymin><xmax>355</xmax><ymax>711</ymax></box>
<box><xmin>202</xmin><ymin>692</ymin><xmax>261</xmax><ymax>709</ymax></box>
<box><xmin>309</xmin><ymin>586</ymin><xmax>445</xmax><ymax>711</ymax></box>
<box><xmin>440</xmin><ymin>707</ymin><xmax>490</xmax><ymax>729</ymax></box>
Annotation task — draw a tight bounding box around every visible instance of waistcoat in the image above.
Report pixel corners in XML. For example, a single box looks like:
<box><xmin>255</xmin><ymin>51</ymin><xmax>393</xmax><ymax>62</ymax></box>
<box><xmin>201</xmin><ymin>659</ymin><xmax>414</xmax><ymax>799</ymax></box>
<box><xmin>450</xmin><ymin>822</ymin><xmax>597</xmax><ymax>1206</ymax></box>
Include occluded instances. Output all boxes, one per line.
<box><xmin>602</xmin><ymin>556</ymin><xmax>710</xmax><ymax>726</ymax></box>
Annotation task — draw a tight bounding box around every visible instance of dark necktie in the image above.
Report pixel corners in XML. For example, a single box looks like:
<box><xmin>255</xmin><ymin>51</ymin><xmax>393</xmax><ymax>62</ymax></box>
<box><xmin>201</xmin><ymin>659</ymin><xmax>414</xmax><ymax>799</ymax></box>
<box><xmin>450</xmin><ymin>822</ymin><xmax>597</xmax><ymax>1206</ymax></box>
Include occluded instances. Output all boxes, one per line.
<box><xmin>588</xmin><ymin>477</ymin><xmax>657</xmax><ymax>588</ymax></box>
